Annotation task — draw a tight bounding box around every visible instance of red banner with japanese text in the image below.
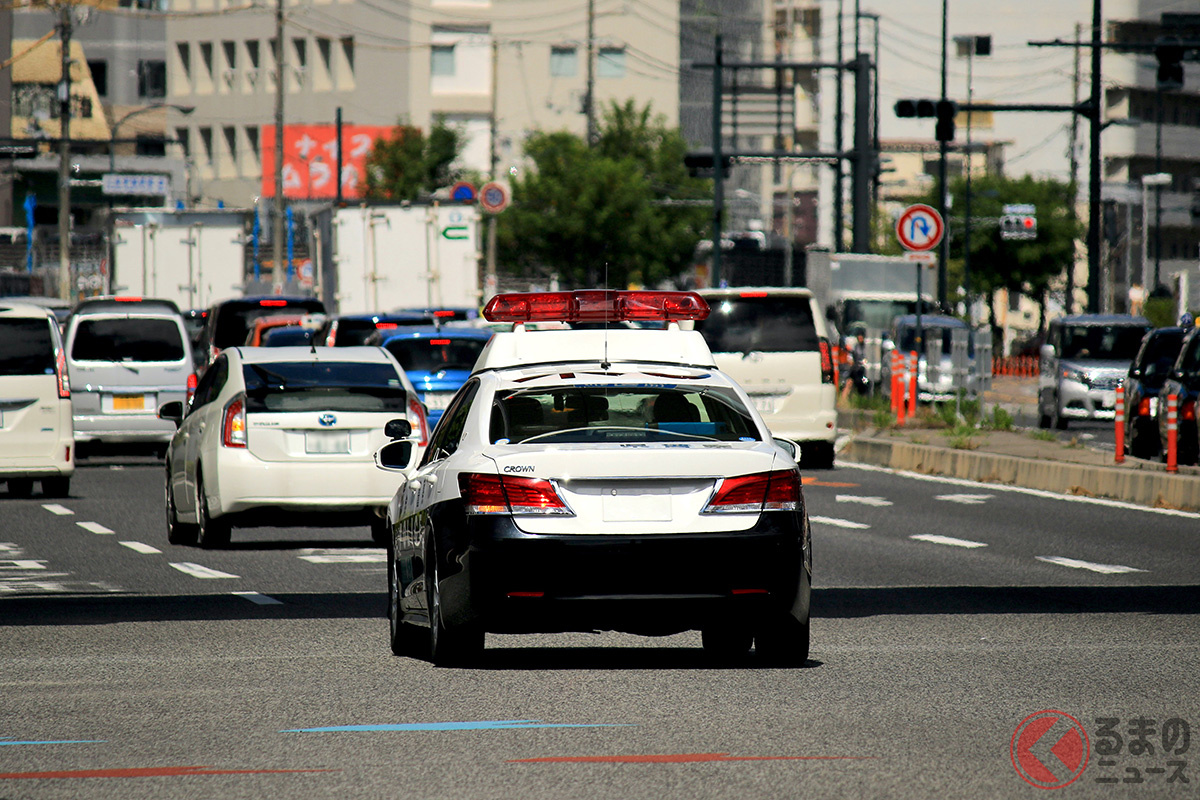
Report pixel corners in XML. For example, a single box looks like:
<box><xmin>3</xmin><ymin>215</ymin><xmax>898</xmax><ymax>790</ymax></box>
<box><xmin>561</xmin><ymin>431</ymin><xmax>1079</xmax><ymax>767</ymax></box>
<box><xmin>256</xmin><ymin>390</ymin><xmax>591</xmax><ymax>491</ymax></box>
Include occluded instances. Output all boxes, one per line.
<box><xmin>261</xmin><ymin>124</ymin><xmax>393</xmax><ymax>200</ymax></box>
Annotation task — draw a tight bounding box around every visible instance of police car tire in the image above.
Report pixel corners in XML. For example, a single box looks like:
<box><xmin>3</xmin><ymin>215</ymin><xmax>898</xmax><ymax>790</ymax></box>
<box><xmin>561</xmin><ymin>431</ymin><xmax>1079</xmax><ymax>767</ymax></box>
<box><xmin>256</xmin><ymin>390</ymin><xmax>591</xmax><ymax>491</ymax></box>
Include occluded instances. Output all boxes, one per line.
<box><xmin>388</xmin><ymin>555</ymin><xmax>422</xmax><ymax>657</ymax></box>
<box><xmin>755</xmin><ymin>615</ymin><xmax>810</xmax><ymax>666</ymax></box>
<box><xmin>426</xmin><ymin>541</ymin><xmax>484</xmax><ymax>666</ymax></box>
<box><xmin>196</xmin><ymin>472</ymin><xmax>231</xmax><ymax>548</ymax></box>
<box><xmin>803</xmin><ymin>441</ymin><xmax>835</xmax><ymax>470</ymax></box>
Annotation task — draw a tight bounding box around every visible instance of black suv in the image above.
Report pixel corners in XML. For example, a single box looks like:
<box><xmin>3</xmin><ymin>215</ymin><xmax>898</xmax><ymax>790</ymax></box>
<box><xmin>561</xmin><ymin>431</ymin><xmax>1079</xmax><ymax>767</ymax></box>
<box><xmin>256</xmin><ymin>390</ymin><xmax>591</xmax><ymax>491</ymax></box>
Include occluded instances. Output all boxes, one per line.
<box><xmin>195</xmin><ymin>296</ymin><xmax>325</xmax><ymax>370</ymax></box>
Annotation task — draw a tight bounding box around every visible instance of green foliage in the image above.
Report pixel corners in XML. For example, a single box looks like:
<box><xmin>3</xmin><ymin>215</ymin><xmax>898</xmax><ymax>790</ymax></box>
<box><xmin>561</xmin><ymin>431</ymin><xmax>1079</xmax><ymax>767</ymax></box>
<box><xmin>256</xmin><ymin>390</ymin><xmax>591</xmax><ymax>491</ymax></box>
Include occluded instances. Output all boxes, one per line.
<box><xmin>363</xmin><ymin>116</ymin><xmax>464</xmax><ymax>202</ymax></box>
<box><xmin>984</xmin><ymin>405</ymin><xmax>1014</xmax><ymax>431</ymax></box>
<box><xmin>1143</xmin><ymin>296</ymin><xmax>1176</xmax><ymax>328</ymax></box>
<box><xmin>1029</xmin><ymin>429</ymin><xmax>1058</xmax><ymax>441</ymax></box>
<box><xmin>496</xmin><ymin>100</ymin><xmax>711</xmax><ymax>288</ymax></box>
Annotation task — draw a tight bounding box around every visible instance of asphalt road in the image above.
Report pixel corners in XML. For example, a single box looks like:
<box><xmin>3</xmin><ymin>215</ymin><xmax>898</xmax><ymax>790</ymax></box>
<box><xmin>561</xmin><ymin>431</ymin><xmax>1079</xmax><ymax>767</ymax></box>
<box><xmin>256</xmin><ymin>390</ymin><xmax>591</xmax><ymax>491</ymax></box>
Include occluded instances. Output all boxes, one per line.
<box><xmin>2</xmin><ymin>450</ymin><xmax>1198</xmax><ymax>799</ymax></box>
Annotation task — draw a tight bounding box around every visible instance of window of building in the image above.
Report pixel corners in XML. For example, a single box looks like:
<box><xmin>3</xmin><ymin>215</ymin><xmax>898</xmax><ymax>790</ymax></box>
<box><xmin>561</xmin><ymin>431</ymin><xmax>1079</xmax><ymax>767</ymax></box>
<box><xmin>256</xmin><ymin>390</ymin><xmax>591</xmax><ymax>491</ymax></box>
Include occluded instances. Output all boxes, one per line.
<box><xmin>176</xmin><ymin>42</ymin><xmax>191</xmax><ymax>85</ymax></box>
<box><xmin>341</xmin><ymin>37</ymin><xmax>354</xmax><ymax>74</ymax></box>
<box><xmin>223</xmin><ymin>126</ymin><xmax>237</xmax><ymax>170</ymax></box>
<box><xmin>88</xmin><ymin>60</ymin><xmax>108</xmax><ymax>97</ymax></box>
<box><xmin>550</xmin><ymin>46</ymin><xmax>576</xmax><ymax>77</ymax></box>
<box><xmin>199</xmin><ymin>126</ymin><xmax>213</xmax><ymax>167</ymax></box>
<box><xmin>138</xmin><ymin>60</ymin><xmax>167</xmax><ymax>98</ymax></box>
<box><xmin>246</xmin><ymin>125</ymin><xmax>259</xmax><ymax>163</ymax></box>
<box><xmin>14</xmin><ymin>84</ymin><xmax>55</xmax><ymax>119</ymax></box>
<box><xmin>292</xmin><ymin>37</ymin><xmax>307</xmax><ymax>87</ymax></box>
<box><xmin>199</xmin><ymin>42</ymin><xmax>213</xmax><ymax>84</ymax></box>
<box><xmin>136</xmin><ymin>136</ymin><xmax>166</xmax><ymax>157</ymax></box>
<box><xmin>175</xmin><ymin>127</ymin><xmax>190</xmax><ymax>158</ymax></box>
<box><xmin>222</xmin><ymin>41</ymin><xmax>237</xmax><ymax>88</ymax></box>
<box><xmin>597</xmin><ymin>47</ymin><xmax>625</xmax><ymax>78</ymax></box>
<box><xmin>431</xmin><ymin>44</ymin><xmax>455</xmax><ymax>76</ymax></box>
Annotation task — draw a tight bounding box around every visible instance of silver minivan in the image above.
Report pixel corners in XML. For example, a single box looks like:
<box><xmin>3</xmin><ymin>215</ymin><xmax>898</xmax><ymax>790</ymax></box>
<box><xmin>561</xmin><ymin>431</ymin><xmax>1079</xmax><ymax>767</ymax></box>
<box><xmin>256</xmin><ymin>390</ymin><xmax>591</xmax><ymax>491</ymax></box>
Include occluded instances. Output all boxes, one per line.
<box><xmin>1038</xmin><ymin>314</ymin><xmax>1150</xmax><ymax>429</ymax></box>
<box><xmin>64</xmin><ymin>297</ymin><xmax>195</xmax><ymax>454</ymax></box>
<box><xmin>0</xmin><ymin>303</ymin><xmax>74</xmax><ymax>497</ymax></box>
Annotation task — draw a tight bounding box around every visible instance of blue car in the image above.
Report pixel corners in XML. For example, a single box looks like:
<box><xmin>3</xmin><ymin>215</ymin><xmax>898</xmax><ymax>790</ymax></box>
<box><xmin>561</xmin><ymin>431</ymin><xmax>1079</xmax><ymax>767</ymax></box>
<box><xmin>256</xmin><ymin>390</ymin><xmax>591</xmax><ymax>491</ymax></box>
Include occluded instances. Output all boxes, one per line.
<box><xmin>317</xmin><ymin>312</ymin><xmax>436</xmax><ymax>347</ymax></box>
<box><xmin>377</xmin><ymin>327</ymin><xmax>494</xmax><ymax>427</ymax></box>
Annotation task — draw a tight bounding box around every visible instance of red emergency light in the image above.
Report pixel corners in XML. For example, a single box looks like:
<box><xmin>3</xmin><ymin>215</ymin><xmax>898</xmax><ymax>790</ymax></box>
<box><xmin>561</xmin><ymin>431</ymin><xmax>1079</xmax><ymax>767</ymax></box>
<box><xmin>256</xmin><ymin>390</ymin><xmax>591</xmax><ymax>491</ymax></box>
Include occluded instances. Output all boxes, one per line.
<box><xmin>114</xmin><ymin>296</ymin><xmax>143</xmax><ymax>302</ymax></box>
<box><xmin>483</xmin><ymin>290</ymin><xmax>710</xmax><ymax>324</ymax></box>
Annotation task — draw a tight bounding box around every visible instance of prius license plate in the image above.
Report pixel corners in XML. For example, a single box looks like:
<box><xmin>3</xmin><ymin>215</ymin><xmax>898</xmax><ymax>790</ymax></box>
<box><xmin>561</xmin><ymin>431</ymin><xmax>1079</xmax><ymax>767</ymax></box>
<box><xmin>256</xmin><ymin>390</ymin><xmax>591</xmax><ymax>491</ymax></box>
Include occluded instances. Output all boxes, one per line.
<box><xmin>305</xmin><ymin>431</ymin><xmax>350</xmax><ymax>454</ymax></box>
<box><xmin>112</xmin><ymin>394</ymin><xmax>145</xmax><ymax>411</ymax></box>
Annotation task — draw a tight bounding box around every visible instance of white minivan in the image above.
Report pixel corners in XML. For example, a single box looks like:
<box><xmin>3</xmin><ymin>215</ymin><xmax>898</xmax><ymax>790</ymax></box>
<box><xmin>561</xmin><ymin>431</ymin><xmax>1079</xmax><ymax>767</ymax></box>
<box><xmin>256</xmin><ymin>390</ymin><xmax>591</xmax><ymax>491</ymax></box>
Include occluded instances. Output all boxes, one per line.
<box><xmin>694</xmin><ymin>288</ymin><xmax>838</xmax><ymax>468</ymax></box>
<box><xmin>0</xmin><ymin>303</ymin><xmax>75</xmax><ymax>497</ymax></box>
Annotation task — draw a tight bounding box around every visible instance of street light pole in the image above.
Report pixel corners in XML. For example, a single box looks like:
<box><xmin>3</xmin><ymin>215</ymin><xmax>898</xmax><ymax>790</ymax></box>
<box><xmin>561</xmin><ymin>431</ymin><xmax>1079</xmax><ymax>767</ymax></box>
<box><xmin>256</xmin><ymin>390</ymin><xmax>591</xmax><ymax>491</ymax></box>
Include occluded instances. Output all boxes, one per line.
<box><xmin>56</xmin><ymin>5</ymin><xmax>73</xmax><ymax>301</ymax></box>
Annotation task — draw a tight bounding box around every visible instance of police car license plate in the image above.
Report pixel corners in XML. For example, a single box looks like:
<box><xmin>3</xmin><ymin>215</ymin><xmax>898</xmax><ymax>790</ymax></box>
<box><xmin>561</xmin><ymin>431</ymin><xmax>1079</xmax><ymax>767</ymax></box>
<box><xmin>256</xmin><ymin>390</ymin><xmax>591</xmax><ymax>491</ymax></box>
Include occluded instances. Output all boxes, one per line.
<box><xmin>112</xmin><ymin>394</ymin><xmax>144</xmax><ymax>411</ymax></box>
<box><xmin>306</xmin><ymin>431</ymin><xmax>350</xmax><ymax>454</ymax></box>
<box><xmin>602</xmin><ymin>490</ymin><xmax>672</xmax><ymax>522</ymax></box>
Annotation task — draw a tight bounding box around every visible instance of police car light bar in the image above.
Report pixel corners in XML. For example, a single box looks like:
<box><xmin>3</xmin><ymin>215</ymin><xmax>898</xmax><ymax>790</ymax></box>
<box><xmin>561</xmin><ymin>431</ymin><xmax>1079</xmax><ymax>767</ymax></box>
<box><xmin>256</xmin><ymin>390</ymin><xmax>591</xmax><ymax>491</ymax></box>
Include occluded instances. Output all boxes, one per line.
<box><xmin>483</xmin><ymin>290</ymin><xmax>710</xmax><ymax>323</ymax></box>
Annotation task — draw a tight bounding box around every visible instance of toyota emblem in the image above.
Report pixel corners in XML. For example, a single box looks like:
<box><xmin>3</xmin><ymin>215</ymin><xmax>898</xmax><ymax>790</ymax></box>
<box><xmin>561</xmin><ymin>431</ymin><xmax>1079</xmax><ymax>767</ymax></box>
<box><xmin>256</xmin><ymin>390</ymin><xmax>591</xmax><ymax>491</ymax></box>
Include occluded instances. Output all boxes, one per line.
<box><xmin>318</xmin><ymin>413</ymin><xmax>337</xmax><ymax>427</ymax></box>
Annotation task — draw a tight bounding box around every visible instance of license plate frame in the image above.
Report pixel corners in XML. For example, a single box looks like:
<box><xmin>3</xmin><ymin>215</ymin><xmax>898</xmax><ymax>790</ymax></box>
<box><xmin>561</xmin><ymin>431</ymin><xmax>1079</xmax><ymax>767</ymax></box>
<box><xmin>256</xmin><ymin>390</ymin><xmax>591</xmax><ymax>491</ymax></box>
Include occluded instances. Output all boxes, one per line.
<box><xmin>305</xmin><ymin>430</ymin><xmax>351</xmax><ymax>455</ymax></box>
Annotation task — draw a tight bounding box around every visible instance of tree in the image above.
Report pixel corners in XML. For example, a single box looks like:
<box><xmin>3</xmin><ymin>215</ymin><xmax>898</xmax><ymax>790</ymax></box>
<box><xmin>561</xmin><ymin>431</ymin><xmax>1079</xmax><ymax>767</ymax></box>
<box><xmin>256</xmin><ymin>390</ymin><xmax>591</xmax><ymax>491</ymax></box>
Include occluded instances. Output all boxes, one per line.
<box><xmin>496</xmin><ymin>100</ymin><xmax>711</xmax><ymax>289</ymax></box>
<box><xmin>363</xmin><ymin>116</ymin><xmax>464</xmax><ymax>202</ymax></box>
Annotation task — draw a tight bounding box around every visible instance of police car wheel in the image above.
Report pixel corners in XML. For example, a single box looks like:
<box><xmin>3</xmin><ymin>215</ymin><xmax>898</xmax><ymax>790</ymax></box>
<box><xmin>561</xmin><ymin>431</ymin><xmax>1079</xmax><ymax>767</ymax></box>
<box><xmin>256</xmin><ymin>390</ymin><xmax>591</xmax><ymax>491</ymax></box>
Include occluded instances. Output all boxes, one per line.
<box><xmin>755</xmin><ymin>615</ymin><xmax>810</xmax><ymax>666</ymax></box>
<box><xmin>370</xmin><ymin>516</ymin><xmax>390</xmax><ymax>547</ymax></box>
<box><xmin>426</xmin><ymin>541</ymin><xmax>484</xmax><ymax>666</ymax></box>
<box><xmin>388</xmin><ymin>554</ymin><xmax>421</xmax><ymax>656</ymax></box>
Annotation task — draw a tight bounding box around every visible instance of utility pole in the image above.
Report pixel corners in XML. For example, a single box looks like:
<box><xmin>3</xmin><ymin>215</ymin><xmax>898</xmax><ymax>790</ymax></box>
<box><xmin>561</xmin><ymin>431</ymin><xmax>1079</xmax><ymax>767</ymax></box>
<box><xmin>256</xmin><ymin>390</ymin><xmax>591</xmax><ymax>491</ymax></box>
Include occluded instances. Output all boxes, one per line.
<box><xmin>272</xmin><ymin>0</ymin><xmax>285</xmax><ymax>292</ymax></box>
<box><xmin>56</xmin><ymin>5</ymin><xmax>72</xmax><ymax>301</ymax></box>
<box><xmin>1086</xmin><ymin>0</ymin><xmax>1101</xmax><ymax>314</ymax></box>
<box><xmin>936</xmin><ymin>0</ymin><xmax>949</xmax><ymax>308</ymax></box>
<box><xmin>1067</xmin><ymin>23</ymin><xmax>1082</xmax><ymax>315</ymax></box>
<box><xmin>833</xmin><ymin>0</ymin><xmax>844</xmax><ymax>251</ymax></box>
<box><xmin>487</xmin><ymin>38</ymin><xmax>498</xmax><ymax>290</ymax></box>
<box><xmin>584</xmin><ymin>0</ymin><xmax>596</xmax><ymax>145</ymax></box>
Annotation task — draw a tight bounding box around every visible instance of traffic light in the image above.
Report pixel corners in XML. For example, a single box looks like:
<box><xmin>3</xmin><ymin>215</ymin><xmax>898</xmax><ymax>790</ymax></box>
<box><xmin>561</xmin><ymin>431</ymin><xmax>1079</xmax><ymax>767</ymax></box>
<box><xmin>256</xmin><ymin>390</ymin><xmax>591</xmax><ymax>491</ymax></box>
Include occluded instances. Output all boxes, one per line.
<box><xmin>894</xmin><ymin>98</ymin><xmax>956</xmax><ymax>142</ymax></box>
<box><xmin>935</xmin><ymin>99</ymin><xmax>958</xmax><ymax>143</ymax></box>
<box><xmin>1155</xmin><ymin>37</ymin><xmax>1185</xmax><ymax>91</ymax></box>
<box><xmin>684</xmin><ymin>152</ymin><xmax>732</xmax><ymax>178</ymax></box>
<box><xmin>1000</xmin><ymin>214</ymin><xmax>1037</xmax><ymax>241</ymax></box>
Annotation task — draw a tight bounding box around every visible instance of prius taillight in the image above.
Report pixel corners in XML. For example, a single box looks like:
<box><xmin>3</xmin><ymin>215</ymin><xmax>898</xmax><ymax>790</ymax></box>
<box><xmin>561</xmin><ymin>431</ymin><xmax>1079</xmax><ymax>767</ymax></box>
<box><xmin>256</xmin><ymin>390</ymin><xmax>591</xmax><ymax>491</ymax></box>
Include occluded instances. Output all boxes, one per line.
<box><xmin>222</xmin><ymin>395</ymin><xmax>247</xmax><ymax>448</ymax></box>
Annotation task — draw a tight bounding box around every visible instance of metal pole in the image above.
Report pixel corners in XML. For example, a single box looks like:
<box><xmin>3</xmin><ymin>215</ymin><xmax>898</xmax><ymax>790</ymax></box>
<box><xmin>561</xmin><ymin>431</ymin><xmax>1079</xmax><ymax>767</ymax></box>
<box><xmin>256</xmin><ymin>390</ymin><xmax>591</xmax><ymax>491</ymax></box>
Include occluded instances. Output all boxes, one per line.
<box><xmin>833</xmin><ymin>0</ymin><xmax>844</xmax><ymax>252</ymax></box>
<box><xmin>936</xmin><ymin>0</ymin><xmax>948</xmax><ymax>308</ymax></box>
<box><xmin>1154</xmin><ymin>88</ymin><xmax>1163</xmax><ymax>291</ymax></box>
<box><xmin>1086</xmin><ymin>0</ymin><xmax>1102</xmax><ymax>313</ymax></box>
<box><xmin>56</xmin><ymin>6</ymin><xmax>72</xmax><ymax>302</ymax></box>
<box><xmin>711</xmin><ymin>34</ymin><xmax>724</xmax><ymax>288</ymax></box>
<box><xmin>851</xmin><ymin>53</ymin><xmax>871</xmax><ymax>253</ymax></box>
<box><xmin>334</xmin><ymin>106</ymin><xmax>343</xmax><ymax>208</ymax></box>
<box><xmin>1066</xmin><ymin>23</ymin><xmax>1082</xmax><ymax>315</ymax></box>
<box><xmin>964</xmin><ymin>44</ymin><xmax>973</xmax><ymax>322</ymax></box>
<box><xmin>585</xmin><ymin>0</ymin><xmax>596</xmax><ymax>145</ymax></box>
<box><xmin>272</xmin><ymin>0</ymin><xmax>285</xmax><ymax>292</ymax></box>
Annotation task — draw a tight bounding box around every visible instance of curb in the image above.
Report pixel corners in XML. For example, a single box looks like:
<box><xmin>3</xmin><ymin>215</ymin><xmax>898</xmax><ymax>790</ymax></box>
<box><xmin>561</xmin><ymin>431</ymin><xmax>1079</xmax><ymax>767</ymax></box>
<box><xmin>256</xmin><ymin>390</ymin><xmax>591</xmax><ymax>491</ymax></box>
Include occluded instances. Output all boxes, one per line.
<box><xmin>841</xmin><ymin>436</ymin><xmax>1200</xmax><ymax>513</ymax></box>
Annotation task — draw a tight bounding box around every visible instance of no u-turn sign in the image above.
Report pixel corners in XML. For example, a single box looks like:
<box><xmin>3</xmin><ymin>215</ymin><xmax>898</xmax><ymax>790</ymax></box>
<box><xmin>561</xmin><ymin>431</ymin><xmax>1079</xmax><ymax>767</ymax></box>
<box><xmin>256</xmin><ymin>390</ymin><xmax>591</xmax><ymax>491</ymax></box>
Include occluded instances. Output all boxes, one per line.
<box><xmin>896</xmin><ymin>204</ymin><xmax>944</xmax><ymax>252</ymax></box>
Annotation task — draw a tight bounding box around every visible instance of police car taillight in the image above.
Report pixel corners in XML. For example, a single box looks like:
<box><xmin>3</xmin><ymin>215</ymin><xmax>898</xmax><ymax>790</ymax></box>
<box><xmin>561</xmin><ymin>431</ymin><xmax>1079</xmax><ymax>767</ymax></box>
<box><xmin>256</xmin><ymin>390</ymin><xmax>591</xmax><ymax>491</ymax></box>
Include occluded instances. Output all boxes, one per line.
<box><xmin>702</xmin><ymin>469</ymin><xmax>800</xmax><ymax>514</ymax></box>
<box><xmin>483</xmin><ymin>290</ymin><xmax>709</xmax><ymax>323</ymax></box>
<box><xmin>459</xmin><ymin>473</ymin><xmax>572</xmax><ymax>516</ymax></box>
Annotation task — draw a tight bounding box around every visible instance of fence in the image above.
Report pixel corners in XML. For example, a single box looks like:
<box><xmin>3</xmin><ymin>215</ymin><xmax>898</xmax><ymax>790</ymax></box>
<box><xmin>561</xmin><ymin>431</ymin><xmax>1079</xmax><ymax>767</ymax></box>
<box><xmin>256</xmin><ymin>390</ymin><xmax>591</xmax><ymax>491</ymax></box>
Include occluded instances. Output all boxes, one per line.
<box><xmin>992</xmin><ymin>355</ymin><xmax>1039</xmax><ymax>377</ymax></box>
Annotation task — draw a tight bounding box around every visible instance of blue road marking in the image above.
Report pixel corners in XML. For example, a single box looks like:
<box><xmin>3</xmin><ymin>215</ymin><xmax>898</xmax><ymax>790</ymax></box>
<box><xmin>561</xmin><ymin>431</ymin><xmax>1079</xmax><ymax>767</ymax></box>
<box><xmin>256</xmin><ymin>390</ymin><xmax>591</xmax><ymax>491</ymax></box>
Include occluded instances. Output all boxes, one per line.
<box><xmin>281</xmin><ymin>720</ymin><xmax>634</xmax><ymax>733</ymax></box>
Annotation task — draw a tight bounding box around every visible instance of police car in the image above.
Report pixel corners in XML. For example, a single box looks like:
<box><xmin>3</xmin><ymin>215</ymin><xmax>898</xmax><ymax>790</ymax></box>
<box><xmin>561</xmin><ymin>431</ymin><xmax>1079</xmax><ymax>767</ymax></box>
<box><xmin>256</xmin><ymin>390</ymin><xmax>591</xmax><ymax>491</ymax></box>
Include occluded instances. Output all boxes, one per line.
<box><xmin>374</xmin><ymin>290</ymin><xmax>813</xmax><ymax>666</ymax></box>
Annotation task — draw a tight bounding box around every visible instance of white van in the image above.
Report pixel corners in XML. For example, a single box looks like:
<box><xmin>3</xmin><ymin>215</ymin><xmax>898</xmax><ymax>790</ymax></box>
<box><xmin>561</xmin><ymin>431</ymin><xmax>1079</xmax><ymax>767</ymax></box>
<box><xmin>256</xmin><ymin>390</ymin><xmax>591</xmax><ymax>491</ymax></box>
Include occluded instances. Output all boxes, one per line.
<box><xmin>0</xmin><ymin>303</ymin><xmax>75</xmax><ymax>497</ymax></box>
<box><xmin>694</xmin><ymin>288</ymin><xmax>838</xmax><ymax>468</ymax></box>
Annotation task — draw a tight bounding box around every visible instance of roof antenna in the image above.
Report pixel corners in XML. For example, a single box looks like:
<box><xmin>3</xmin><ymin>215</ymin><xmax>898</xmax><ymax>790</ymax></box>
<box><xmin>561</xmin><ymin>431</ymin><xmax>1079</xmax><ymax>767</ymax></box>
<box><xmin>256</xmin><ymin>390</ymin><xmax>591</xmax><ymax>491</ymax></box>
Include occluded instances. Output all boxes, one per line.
<box><xmin>601</xmin><ymin>261</ymin><xmax>611</xmax><ymax>370</ymax></box>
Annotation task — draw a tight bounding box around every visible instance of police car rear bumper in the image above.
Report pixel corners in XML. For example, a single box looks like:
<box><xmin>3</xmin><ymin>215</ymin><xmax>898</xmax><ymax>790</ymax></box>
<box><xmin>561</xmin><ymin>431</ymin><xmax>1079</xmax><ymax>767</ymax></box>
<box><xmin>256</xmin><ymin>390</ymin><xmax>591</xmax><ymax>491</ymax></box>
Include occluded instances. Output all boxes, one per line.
<box><xmin>441</xmin><ymin>512</ymin><xmax>810</xmax><ymax>635</ymax></box>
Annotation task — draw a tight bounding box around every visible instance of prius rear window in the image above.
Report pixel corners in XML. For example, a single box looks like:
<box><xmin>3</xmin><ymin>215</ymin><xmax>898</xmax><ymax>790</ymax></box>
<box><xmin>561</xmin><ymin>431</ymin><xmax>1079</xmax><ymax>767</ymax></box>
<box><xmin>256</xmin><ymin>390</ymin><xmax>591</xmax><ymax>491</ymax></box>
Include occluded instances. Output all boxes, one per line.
<box><xmin>693</xmin><ymin>296</ymin><xmax>820</xmax><ymax>353</ymax></box>
<box><xmin>0</xmin><ymin>318</ymin><xmax>55</xmax><ymax>375</ymax></box>
<box><xmin>72</xmin><ymin>318</ymin><xmax>185</xmax><ymax>362</ymax></box>
<box><xmin>241</xmin><ymin>361</ymin><xmax>408</xmax><ymax>413</ymax></box>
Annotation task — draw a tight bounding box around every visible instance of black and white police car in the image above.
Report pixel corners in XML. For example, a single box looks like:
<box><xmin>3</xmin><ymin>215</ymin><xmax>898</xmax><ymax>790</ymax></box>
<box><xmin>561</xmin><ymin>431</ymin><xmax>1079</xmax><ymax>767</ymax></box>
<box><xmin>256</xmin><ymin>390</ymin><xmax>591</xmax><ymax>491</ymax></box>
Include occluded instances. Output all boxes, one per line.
<box><xmin>374</xmin><ymin>290</ymin><xmax>813</xmax><ymax>666</ymax></box>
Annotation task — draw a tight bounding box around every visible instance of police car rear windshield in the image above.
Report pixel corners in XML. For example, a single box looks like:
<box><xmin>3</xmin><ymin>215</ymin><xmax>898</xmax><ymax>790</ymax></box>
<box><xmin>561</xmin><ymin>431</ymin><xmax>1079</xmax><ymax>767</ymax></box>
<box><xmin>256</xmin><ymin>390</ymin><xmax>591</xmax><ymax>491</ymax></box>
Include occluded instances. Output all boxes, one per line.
<box><xmin>489</xmin><ymin>387</ymin><xmax>760</xmax><ymax>444</ymax></box>
<box><xmin>241</xmin><ymin>361</ymin><xmax>408</xmax><ymax>413</ymax></box>
<box><xmin>693</xmin><ymin>296</ymin><xmax>820</xmax><ymax>353</ymax></box>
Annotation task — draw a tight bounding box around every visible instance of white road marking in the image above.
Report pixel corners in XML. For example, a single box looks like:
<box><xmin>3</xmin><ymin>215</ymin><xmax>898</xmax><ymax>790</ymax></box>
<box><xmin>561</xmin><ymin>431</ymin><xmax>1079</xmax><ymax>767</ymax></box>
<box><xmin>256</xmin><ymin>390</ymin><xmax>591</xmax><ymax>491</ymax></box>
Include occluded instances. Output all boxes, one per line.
<box><xmin>835</xmin><ymin>495</ymin><xmax>893</xmax><ymax>507</ymax></box>
<box><xmin>0</xmin><ymin>560</ymin><xmax>48</xmax><ymax>569</ymax></box>
<box><xmin>119</xmin><ymin>541</ymin><xmax>162</xmax><ymax>554</ymax></box>
<box><xmin>232</xmin><ymin>591</ymin><xmax>283</xmax><ymax>605</ymax></box>
<box><xmin>41</xmin><ymin>504</ymin><xmax>74</xmax><ymax>516</ymax></box>
<box><xmin>76</xmin><ymin>521</ymin><xmax>114</xmax><ymax>535</ymax></box>
<box><xmin>169</xmin><ymin>562</ymin><xmax>239</xmax><ymax>579</ymax></box>
<box><xmin>935</xmin><ymin>494</ymin><xmax>993</xmax><ymax>505</ymax></box>
<box><xmin>810</xmin><ymin>515</ymin><xmax>871</xmax><ymax>530</ymax></box>
<box><xmin>911</xmin><ymin>534</ymin><xmax>988</xmax><ymax>549</ymax></box>
<box><xmin>1035</xmin><ymin>556</ymin><xmax>1146</xmax><ymax>575</ymax></box>
<box><xmin>299</xmin><ymin>554</ymin><xmax>386</xmax><ymax>564</ymax></box>
<box><xmin>839</xmin><ymin>462</ymin><xmax>1200</xmax><ymax>519</ymax></box>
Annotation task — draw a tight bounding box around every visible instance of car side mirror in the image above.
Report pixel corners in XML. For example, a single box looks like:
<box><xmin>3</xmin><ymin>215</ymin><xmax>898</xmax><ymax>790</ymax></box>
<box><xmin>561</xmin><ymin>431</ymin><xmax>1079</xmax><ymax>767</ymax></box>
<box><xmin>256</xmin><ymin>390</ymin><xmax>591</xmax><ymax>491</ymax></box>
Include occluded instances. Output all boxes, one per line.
<box><xmin>374</xmin><ymin>440</ymin><xmax>413</xmax><ymax>471</ymax></box>
<box><xmin>773</xmin><ymin>437</ymin><xmax>800</xmax><ymax>463</ymax></box>
<box><xmin>384</xmin><ymin>418</ymin><xmax>412</xmax><ymax>440</ymax></box>
<box><xmin>158</xmin><ymin>400</ymin><xmax>184</xmax><ymax>427</ymax></box>
<box><xmin>1129</xmin><ymin>366</ymin><xmax>1142</xmax><ymax>379</ymax></box>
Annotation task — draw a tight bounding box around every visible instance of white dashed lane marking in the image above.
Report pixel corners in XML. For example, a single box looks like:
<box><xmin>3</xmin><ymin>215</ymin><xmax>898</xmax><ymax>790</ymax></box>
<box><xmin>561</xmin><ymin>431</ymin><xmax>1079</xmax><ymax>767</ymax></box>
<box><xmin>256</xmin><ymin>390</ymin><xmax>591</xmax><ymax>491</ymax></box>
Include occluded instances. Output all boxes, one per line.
<box><xmin>911</xmin><ymin>534</ymin><xmax>988</xmax><ymax>549</ymax></box>
<box><xmin>810</xmin><ymin>516</ymin><xmax>871</xmax><ymax>530</ymax></box>
<box><xmin>169</xmin><ymin>563</ymin><xmax>239</xmax><ymax>579</ymax></box>
<box><xmin>1036</xmin><ymin>556</ymin><xmax>1146</xmax><ymax>575</ymax></box>
<box><xmin>76</xmin><ymin>521</ymin><xmax>114</xmax><ymax>535</ymax></box>
<box><xmin>41</xmin><ymin>504</ymin><xmax>74</xmax><ymax>516</ymax></box>
<box><xmin>835</xmin><ymin>495</ymin><xmax>893</xmax><ymax>507</ymax></box>
<box><xmin>119</xmin><ymin>541</ymin><xmax>162</xmax><ymax>554</ymax></box>
<box><xmin>934</xmin><ymin>494</ymin><xmax>993</xmax><ymax>505</ymax></box>
<box><xmin>232</xmin><ymin>591</ymin><xmax>283</xmax><ymax>605</ymax></box>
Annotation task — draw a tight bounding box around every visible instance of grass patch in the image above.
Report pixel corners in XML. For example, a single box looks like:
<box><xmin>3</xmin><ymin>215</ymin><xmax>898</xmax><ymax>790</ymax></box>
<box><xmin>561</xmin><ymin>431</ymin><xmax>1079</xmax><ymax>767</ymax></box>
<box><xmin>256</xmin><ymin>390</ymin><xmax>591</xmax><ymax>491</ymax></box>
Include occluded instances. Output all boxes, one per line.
<box><xmin>983</xmin><ymin>406</ymin><xmax>1014</xmax><ymax>431</ymax></box>
<box><xmin>1029</xmin><ymin>429</ymin><xmax>1058</xmax><ymax>442</ymax></box>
